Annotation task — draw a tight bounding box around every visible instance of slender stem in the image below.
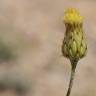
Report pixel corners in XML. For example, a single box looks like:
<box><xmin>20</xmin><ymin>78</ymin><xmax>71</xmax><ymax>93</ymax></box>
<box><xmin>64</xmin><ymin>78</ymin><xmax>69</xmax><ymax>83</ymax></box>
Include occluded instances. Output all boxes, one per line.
<box><xmin>66</xmin><ymin>60</ymin><xmax>78</xmax><ymax>96</ymax></box>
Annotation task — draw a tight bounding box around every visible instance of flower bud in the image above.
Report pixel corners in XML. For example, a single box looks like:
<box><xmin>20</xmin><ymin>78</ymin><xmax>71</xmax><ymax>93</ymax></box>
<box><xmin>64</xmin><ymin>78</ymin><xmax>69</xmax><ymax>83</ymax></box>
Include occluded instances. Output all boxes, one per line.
<box><xmin>62</xmin><ymin>8</ymin><xmax>87</xmax><ymax>61</ymax></box>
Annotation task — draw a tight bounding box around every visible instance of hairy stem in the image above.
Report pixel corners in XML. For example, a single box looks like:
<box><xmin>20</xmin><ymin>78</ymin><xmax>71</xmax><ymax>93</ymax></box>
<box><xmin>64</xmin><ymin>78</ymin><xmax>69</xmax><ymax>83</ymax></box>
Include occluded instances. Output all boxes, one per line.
<box><xmin>66</xmin><ymin>60</ymin><xmax>78</xmax><ymax>96</ymax></box>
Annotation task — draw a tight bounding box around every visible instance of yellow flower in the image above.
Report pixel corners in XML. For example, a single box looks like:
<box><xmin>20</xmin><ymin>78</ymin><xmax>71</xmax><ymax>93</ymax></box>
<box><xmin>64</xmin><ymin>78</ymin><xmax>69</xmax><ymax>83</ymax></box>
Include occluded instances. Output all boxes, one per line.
<box><xmin>63</xmin><ymin>8</ymin><xmax>83</xmax><ymax>24</ymax></box>
<box><xmin>62</xmin><ymin>8</ymin><xmax>87</xmax><ymax>61</ymax></box>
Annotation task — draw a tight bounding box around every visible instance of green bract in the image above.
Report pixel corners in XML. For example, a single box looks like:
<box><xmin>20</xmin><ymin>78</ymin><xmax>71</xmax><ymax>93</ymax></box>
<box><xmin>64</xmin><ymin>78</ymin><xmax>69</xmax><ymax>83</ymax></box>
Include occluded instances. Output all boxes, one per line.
<box><xmin>62</xmin><ymin>23</ymin><xmax>87</xmax><ymax>61</ymax></box>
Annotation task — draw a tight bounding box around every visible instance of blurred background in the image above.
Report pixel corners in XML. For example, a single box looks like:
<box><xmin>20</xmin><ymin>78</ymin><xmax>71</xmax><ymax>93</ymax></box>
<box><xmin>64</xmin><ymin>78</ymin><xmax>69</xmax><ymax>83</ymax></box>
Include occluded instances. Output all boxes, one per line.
<box><xmin>0</xmin><ymin>0</ymin><xmax>95</xmax><ymax>96</ymax></box>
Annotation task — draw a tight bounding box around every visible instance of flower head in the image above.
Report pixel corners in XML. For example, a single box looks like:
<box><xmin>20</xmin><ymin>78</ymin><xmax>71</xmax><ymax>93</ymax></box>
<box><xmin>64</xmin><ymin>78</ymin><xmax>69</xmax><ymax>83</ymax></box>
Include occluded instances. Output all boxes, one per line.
<box><xmin>62</xmin><ymin>8</ymin><xmax>87</xmax><ymax>61</ymax></box>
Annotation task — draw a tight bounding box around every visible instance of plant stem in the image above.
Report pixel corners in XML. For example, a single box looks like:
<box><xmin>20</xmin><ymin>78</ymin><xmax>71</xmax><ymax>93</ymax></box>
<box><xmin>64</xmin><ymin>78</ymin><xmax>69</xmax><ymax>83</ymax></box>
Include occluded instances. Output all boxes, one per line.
<box><xmin>66</xmin><ymin>60</ymin><xmax>78</xmax><ymax>96</ymax></box>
